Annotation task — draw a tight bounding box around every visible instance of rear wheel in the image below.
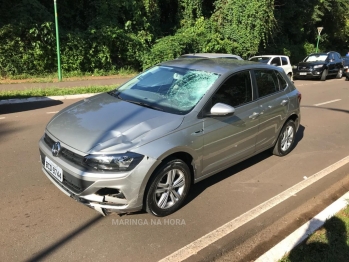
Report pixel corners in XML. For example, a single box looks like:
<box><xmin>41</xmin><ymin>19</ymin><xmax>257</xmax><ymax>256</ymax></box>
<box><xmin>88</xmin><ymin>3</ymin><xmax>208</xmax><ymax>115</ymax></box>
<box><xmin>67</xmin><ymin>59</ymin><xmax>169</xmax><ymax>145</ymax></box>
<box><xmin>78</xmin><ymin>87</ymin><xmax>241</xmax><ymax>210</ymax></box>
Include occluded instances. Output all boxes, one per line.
<box><xmin>320</xmin><ymin>69</ymin><xmax>327</xmax><ymax>81</ymax></box>
<box><xmin>336</xmin><ymin>68</ymin><xmax>343</xmax><ymax>79</ymax></box>
<box><xmin>272</xmin><ymin>120</ymin><xmax>296</xmax><ymax>156</ymax></box>
<box><xmin>145</xmin><ymin>159</ymin><xmax>191</xmax><ymax>217</ymax></box>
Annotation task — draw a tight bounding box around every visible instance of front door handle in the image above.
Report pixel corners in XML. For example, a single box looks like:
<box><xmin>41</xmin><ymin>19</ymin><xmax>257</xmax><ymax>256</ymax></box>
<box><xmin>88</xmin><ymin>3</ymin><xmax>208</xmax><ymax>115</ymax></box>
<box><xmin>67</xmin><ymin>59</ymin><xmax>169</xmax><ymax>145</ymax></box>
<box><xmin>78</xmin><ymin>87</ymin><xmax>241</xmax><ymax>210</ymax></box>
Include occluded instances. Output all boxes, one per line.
<box><xmin>249</xmin><ymin>112</ymin><xmax>260</xmax><ymax>119</ymax></box>
<box><xmin>281</xmin><ymin>99</ymin><xmax>289</xmax><ymax>106</ymax></box>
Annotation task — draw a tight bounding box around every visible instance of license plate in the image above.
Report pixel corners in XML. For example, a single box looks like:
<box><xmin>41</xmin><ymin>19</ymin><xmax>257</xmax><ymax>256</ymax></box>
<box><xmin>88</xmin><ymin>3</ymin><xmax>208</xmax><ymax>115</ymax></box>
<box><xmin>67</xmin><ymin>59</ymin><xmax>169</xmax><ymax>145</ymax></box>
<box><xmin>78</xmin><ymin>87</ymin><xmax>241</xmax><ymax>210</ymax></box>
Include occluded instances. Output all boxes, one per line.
<box><xmin>45</xmin><ymin>156</ymin><xmax>63</xmax><ymax>182</ymax></box>
<box><xmin>300</xmin><ymin>72</ymin><xmax>307</xmax><ymax>75</ymax></box>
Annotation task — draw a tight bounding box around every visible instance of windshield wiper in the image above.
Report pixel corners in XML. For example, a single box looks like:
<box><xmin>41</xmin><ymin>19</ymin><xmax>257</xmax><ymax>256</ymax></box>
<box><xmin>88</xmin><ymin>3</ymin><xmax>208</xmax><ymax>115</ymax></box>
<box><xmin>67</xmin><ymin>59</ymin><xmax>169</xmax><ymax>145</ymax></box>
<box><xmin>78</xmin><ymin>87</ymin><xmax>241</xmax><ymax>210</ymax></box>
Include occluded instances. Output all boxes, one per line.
<box><xmin>126</xmin><ymin>100</ymin><xmax>164</xmax><ymax>111</ymax></box>
<box><xmin>108</xmin><ymin>90</ymin><xmax>122</xmax><ymax>99</ymax></box>
<box><xmin>109</xmin><ymin>91</ymin><xmax>164</xmax><ymax>111</ymax></box>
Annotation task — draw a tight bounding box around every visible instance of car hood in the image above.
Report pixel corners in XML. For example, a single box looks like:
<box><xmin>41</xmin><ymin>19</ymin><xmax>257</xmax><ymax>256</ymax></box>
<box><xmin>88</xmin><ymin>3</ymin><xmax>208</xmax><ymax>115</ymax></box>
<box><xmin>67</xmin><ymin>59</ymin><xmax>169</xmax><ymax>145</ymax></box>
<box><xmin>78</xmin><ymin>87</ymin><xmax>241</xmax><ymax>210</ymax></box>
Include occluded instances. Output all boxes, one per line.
<box><xmin>46</xmin><ymin>93</ymin><xmax>184</xmax><ymax>153</ymax></box>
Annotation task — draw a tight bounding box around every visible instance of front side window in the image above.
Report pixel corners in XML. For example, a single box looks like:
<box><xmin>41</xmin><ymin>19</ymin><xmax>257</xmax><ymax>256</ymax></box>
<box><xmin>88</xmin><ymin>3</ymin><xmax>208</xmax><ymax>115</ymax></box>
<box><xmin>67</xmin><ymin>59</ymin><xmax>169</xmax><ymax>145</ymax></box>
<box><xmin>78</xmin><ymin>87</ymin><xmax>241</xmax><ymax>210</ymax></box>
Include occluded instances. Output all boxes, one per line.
<box><xmin>254</xmin><ymin>69</ymin><xmax>281</xmax><ymax>97</ymax></box>
<box><xmin>212</xmin><ymin>71</ymin><xmax>253</xmax><ymax>108</ymax></box>
<box><xmin>271</xmin><ymin>57</ymin><xmax>281</xmax><ymax>66</ymax></box>
<box><xmin>115</xmin><ymin>66</ymin><xmax>220</xmax><ymax>114</ymax></box>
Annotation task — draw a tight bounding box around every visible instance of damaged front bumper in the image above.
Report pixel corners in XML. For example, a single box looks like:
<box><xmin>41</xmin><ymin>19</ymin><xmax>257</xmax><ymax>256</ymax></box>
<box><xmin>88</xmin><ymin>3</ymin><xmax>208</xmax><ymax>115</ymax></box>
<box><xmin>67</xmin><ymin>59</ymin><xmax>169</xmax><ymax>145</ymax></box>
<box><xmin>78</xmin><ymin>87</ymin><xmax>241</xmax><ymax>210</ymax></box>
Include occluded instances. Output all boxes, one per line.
<box><xmin>39</xmin><ymin>137</ymin><xmax>159</xmax><ymax>216</ymax></box>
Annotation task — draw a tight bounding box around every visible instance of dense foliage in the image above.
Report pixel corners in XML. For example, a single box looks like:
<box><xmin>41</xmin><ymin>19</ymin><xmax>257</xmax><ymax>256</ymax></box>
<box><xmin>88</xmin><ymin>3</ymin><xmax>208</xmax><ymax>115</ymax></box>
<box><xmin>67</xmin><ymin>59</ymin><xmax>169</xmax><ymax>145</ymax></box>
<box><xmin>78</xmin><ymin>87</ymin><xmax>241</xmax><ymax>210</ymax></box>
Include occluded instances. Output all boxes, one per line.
<box><xmin>0</xmin><ymin>0</ymin><xmax>348</xmax><ymax>76</ymax></box>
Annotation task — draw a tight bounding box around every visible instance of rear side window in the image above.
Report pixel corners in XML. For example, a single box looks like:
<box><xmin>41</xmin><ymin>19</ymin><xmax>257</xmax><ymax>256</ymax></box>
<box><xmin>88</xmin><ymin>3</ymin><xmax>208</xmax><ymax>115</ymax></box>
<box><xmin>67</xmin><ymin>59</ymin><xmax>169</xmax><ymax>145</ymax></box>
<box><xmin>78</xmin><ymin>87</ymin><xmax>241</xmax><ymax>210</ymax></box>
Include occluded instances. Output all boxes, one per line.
<box><xmin>212</xmin><ymin>71</ymin><xmax>252</xmax><ymax>107</ymax></box>
<box><xmin>281</xmin><ymin>57</ymin><xmax>288</xmax><ymax>65</ymax></box>
<box><xmin>254</xmin><ymin>69</ymin><xmax>281</xmax><ymax>97</ymax></box>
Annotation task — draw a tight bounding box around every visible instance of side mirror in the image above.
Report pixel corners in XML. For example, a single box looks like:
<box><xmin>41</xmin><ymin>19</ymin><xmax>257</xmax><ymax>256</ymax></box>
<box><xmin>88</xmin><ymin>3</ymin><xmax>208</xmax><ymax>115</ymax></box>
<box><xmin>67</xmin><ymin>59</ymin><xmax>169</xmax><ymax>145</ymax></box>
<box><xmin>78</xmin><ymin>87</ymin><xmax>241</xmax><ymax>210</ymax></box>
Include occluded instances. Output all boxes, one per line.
<box><xmin>206</xmin><ymin>103</ymin><xmax>235</xmax><ymax>116</ymax></box>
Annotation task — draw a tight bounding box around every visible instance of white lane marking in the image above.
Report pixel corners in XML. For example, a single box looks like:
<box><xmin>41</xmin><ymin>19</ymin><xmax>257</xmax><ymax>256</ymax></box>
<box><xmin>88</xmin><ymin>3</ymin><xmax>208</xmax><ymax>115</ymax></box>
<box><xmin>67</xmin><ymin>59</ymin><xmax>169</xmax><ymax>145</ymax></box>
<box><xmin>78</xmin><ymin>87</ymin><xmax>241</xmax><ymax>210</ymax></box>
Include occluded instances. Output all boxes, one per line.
<box><xmin>46</xmin><ymin>111</ymin><xmax>59</xmax><ymax>114</ymax></box>
<box><xmin>314</xmin><ymin>99</ymin><xmax>341</xmax><ymax>106</ymax></box>
<box><xmin>0</xmin><ymin>117</ymin><xmax>5</xmax><ymax>120</ymax></box>
<box><xmin>256</xmin><ymin>191</ymin><xmax>349</xmax><ymax>262</ymax></box>
<box><xmin>159</xmin><ymin>155</ymin><xmax>349</xmax><ymax>262</ymax></box>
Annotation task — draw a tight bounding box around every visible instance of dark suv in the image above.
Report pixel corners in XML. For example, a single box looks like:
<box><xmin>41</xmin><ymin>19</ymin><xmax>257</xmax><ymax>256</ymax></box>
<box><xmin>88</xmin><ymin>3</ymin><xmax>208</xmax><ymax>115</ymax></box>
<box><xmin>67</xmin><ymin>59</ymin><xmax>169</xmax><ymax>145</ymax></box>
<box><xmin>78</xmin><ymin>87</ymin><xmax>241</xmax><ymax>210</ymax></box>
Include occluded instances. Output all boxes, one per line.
<box><xmin>294</xmin><ymin>51</ymin><xmax>343</xmax><ymax>81</ymax></box>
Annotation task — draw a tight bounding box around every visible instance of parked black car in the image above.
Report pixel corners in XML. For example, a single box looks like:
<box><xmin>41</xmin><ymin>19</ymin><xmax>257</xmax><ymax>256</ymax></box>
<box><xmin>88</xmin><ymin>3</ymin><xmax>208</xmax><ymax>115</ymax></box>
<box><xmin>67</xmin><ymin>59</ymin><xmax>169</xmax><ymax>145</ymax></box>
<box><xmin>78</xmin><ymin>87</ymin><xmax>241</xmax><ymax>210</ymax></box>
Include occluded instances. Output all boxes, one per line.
<box><xmin>293</xmin><ymin>51</ymin><xmax>343</xmax><ymax>81</ymax></box>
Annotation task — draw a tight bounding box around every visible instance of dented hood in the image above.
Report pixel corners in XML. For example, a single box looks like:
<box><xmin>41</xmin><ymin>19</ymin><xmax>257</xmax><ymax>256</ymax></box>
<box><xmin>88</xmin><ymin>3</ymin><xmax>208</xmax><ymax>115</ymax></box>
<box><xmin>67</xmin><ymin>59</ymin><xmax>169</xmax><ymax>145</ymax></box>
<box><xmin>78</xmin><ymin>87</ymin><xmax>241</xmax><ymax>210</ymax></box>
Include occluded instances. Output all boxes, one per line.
<box><xmin>46</xmin><ymin>93</ymin><xmax>184</xmax><ymax>153</ymax></box>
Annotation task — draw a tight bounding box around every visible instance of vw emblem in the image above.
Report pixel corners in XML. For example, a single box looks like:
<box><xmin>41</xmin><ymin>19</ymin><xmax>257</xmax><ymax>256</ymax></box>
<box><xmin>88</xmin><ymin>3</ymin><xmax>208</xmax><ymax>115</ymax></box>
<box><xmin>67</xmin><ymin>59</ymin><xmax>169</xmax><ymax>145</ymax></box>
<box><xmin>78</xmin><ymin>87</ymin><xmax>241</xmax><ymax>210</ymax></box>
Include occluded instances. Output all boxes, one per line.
<box><xmin>52</xmin><ymin>142</ymin><xmax>61</xmax><ymax>157</ymax></box>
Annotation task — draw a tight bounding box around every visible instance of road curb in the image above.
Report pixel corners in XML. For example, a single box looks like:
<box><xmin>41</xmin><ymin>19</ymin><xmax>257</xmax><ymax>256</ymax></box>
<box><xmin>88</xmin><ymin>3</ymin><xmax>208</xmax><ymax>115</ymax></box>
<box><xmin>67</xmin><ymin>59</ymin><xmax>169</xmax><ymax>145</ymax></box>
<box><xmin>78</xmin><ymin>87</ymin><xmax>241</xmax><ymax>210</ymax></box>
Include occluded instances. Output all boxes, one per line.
<box><xmin>0</xmin><ymin>93</ymin><xmax>100</xmax><ymax>105</ymax></box>
<box><xmin>255</xmin><ymin>191</ymin><xmax>349</xmax><ymax>262</ymax></box>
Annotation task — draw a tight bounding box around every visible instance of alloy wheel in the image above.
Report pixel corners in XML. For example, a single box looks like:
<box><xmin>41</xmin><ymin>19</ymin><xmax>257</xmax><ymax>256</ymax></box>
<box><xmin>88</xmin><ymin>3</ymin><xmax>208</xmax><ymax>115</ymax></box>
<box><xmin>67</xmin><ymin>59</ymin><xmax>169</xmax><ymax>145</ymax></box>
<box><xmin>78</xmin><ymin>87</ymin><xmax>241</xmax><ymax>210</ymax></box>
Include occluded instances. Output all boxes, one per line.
<box><xmin>154</xmin><ymin>169</ymin><xmax>186</xmax><ymax>209</ymax></box>
<box><xmin>281</xmin><ymin>126</ymin><xmax>294</xmax><ymax>152</ymax></box>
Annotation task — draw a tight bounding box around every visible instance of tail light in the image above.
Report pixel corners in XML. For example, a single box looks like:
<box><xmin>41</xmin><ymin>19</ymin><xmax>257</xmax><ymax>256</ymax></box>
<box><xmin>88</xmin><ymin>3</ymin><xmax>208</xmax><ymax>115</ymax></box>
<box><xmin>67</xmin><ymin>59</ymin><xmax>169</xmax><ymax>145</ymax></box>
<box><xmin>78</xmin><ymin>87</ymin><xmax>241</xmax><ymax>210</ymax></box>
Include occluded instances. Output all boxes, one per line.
<box><xmin>297</xmin><ymin>92</ymin><xmax>302</xmax><ymax>104</ymax></box>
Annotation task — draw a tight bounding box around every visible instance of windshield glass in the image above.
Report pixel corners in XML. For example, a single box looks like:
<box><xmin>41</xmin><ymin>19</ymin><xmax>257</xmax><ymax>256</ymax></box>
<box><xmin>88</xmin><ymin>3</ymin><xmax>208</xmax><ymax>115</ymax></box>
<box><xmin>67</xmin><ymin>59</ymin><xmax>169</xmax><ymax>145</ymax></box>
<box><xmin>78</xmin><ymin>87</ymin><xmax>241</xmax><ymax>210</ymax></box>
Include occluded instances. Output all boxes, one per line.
<box><xmin>304</xmin><ymin>54</ymin><xmax>328</xmax><ymax>62</ymax></box>
<box><xmin>249</xmin><ymin>57</ymin><xmax>270</xmax><ymax>63</ymax></box>
<box><xmin>114</xmin><ymin>66</ymin><xmax>220</xmax><ymax>115</ymax></box>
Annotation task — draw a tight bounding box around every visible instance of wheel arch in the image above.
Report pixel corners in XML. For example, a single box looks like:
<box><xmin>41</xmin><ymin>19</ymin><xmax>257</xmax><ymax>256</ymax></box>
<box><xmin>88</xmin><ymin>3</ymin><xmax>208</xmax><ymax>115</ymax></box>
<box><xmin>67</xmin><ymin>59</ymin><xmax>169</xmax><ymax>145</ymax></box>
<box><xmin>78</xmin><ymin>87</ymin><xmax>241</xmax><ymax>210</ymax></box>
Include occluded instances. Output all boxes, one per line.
<box><xmin>142</xmin><ymin>151</ymin><xmax>195</xmax><ymax>208</ymax></box>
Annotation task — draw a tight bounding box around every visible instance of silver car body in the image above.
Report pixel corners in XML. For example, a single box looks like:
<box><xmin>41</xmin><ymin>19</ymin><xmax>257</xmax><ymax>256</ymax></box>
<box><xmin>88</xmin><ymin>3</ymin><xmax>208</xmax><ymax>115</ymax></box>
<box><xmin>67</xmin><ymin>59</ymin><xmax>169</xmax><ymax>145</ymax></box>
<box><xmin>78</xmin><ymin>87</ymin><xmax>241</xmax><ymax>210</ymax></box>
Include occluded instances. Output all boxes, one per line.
<box><xmin>39</xmin><ymin>58</ymin><xmax>301</xmax><ymax>216</ymax></box>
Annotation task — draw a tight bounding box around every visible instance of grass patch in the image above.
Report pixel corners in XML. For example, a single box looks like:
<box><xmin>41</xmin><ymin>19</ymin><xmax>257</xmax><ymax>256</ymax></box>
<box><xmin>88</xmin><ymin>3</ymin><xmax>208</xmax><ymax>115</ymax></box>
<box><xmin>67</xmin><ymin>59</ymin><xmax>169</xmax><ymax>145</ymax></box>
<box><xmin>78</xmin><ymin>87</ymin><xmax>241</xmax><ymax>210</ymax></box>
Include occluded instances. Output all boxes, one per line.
<box><xmin>0</xmin><ymin>68</ymin><xmax>138</xmax><ymax>84</ymax></box>
<box><xmin>280</xmin><ymin>204</ymin><xmax>349</xmax><ymax>262</ymax></box>
<box><xmin>0</xmin><ymin>85</ymin><xmax>118</xmax><ymax>100</ymax></box>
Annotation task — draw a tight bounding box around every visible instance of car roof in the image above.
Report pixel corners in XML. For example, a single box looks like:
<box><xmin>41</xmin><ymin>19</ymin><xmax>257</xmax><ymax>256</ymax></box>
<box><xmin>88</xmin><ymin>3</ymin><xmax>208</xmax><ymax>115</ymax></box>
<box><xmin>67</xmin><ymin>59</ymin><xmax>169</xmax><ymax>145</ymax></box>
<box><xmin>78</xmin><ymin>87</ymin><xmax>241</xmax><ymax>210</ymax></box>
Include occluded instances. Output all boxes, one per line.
<box><xmin>180</xmin><ymin>53</ymin><xmax>243</xmax><ymax>60</ymax></box>
<box><xmin>308</xmin><ymin>53</ymin><xmax>328</xmax><ymax>56</ymax></box>
<box><xmin>308</xmin><ymin>51</ymin><xmax>340</xmax><ymax>56</ymax></box>
<box><xmin>159</xmin><ymin>58</ymin><xmax>280</xmax><ymax>75</ymax></box>
<box><xmin>250</xmin><ymin>55</ymin><xmax>289</xmax><ymax>58</ymax></box>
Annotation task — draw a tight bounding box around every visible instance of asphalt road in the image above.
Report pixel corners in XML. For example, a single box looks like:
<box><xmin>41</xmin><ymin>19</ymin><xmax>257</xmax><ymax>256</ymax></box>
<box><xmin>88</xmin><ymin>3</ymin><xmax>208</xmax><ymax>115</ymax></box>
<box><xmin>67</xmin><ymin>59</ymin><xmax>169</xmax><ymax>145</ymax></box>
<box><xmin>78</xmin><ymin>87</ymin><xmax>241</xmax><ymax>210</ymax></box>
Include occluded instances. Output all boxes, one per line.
<box><xmin>0</xmin><ymin>78</ymin><xmax>349</xmax><ymax>262</ymax></box>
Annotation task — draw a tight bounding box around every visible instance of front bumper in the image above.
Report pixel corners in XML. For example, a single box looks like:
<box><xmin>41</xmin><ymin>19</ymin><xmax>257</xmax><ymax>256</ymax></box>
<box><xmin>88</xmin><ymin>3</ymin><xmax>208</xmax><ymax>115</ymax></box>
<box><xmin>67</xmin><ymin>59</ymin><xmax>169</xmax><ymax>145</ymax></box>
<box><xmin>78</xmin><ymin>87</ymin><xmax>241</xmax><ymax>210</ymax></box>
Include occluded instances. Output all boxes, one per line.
<box><xmin>39</xmin><ymin>135</ymin><xmax>160</xmax><ymax>216</ymax></box>
<box><xmin>294</xmin><ymin>69</ymin><xmax>323</xmax><ymax>79</ymax></box>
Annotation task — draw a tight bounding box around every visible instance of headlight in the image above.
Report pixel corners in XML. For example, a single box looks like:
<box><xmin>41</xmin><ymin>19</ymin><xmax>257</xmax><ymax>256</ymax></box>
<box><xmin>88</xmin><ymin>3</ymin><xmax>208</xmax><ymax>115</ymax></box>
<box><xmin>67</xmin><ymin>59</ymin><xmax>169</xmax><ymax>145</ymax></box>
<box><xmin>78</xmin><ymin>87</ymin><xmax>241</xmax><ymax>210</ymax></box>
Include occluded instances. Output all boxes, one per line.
<box><xmin>84</xmin><ymin>152</ymin><xmax>144</xmax><ymax>171</ymax></box>
<box><xmin>313</xmin><ymin>65</ymin><xmax>323</xmax><ymax>69</ymax></box>
<box><xmin>292</xmin><ymin>65</ymin><xmax>297</xmax><ymax>69</ymax></box>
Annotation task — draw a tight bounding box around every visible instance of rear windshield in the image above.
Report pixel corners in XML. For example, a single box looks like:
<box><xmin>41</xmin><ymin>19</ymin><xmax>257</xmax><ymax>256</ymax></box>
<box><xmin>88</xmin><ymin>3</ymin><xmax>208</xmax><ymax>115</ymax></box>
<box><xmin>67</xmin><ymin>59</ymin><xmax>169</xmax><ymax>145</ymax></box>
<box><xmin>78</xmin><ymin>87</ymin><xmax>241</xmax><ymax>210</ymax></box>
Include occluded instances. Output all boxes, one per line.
<box><xmin>249</xmin><ymin>57</ymin><xmax>270</xmax><ymax>63</ymax></box>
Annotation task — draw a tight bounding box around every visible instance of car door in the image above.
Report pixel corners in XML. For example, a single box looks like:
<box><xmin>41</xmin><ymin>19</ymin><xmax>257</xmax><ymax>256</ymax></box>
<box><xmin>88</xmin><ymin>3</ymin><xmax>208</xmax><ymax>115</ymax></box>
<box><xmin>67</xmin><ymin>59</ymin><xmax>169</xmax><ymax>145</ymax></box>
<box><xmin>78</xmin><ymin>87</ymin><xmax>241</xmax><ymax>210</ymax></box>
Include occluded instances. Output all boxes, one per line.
<box><xmin>253</xmin><ymin>69</ymin><xmax>290</xmax><ymax>152</ymax></box>
<box><xmin>327</xmin><ymin>53</ymin><xmax>337</xmax><ymax>75</ymax></box>
<box><xmin>334</xmin><ymin>52</ymin><xmax>343</xmax><ymax>74</ymax></box>
<box><xmin>200</xmin><ymin>70</ymin><xmax>260</xmax><ymax>177</ymax></box>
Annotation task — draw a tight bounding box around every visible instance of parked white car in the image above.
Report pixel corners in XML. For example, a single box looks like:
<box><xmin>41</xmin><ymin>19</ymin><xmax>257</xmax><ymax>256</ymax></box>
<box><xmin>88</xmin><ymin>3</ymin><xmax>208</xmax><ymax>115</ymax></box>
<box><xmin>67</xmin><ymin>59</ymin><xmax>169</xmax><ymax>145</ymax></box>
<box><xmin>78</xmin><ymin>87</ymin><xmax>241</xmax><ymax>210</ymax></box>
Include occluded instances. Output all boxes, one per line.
<box><xmin>249</xmin><ymin>55</ymin><xmax>293</xmax><ymax>79</ymax></box>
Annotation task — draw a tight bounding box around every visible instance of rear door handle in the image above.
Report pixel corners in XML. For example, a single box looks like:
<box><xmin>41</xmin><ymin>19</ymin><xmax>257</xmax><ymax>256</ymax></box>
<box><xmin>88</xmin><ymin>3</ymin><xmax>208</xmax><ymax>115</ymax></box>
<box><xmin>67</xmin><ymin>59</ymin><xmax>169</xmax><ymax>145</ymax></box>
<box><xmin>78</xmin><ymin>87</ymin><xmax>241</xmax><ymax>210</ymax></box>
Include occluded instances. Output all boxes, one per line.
<box><xmin>281</xmin><ymin>99</ymin><xmax>289</xmax><ymax>106</ymax></box>
<box><xmin>249</xmin><ymin>112</ymin><xmax>260</xmax><ymax>119</ymax></box>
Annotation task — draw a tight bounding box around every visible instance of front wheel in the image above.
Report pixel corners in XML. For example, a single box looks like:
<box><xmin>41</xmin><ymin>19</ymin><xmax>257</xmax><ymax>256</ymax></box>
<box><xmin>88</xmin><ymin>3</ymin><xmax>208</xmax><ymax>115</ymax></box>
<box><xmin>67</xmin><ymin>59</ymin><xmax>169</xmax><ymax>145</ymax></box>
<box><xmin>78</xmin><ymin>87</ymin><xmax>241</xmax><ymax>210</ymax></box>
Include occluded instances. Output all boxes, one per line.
<box><xmin>145</xmin><ymin>159</ymin><xmax>191</xmax><ymax>217</ymax></box>
<box><xmin>272</xmin><ymin>120</ymin><xmax>296</xmax><ymax>156</ymax></box>
<box><xmin>320</xmin><ymin>69</ymin><xmax>327</xmax><ymax>81</ymax></box>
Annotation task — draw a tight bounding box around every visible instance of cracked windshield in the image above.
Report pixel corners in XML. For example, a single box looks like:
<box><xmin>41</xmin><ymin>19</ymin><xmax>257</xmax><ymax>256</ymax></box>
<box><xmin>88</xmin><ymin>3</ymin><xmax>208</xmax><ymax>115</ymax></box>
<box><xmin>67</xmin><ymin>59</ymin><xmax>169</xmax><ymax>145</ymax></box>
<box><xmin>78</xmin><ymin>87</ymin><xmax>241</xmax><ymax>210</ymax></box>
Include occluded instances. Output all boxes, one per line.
<box><xmin>115</xmin><ymin>66</ymin><xmax>220</xmax><ymax>114</ymax></box>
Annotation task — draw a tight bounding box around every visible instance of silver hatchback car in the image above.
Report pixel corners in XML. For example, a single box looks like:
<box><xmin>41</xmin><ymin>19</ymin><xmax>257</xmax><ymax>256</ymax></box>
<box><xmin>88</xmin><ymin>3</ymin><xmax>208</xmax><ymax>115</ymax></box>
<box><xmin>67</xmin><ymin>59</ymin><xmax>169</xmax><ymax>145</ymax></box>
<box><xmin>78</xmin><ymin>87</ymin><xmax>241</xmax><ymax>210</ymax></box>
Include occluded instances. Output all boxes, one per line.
<box><xmin>39</xmin><ymin>59</ymin><xmax>301</xmax><ymax>217</ymax></box>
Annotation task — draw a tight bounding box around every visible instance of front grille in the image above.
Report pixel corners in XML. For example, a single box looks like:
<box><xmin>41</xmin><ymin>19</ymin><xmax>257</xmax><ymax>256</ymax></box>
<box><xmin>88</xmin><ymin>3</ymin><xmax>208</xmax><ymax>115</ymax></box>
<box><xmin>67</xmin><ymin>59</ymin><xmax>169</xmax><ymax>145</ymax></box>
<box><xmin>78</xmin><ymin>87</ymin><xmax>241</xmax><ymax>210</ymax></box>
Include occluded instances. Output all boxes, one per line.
<box><xmin>61</xmin><ymin>148</ymin><xmax>85</xmax><ymax>166</ymax></box>
<box><xmin>298</xmin><ymin>66</ymin><xmax>312</xmax><ymax>71</ymax></box>
<box><xmin>44</xmin><ymin>133</ymin><xmax>84</xmax><ymax>166</ymax></box>
<box><xmin>44</xmin><ymin>134</ymin><xmax>55</xmax><ymax>148</ymax></box>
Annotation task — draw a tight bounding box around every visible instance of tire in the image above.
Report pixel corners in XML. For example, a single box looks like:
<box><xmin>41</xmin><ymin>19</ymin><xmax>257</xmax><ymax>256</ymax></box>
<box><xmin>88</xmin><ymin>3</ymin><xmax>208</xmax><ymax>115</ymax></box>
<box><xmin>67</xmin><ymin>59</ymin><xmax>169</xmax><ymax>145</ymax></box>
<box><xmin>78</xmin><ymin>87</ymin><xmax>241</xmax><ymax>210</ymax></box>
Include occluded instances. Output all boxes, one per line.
<box><xmin>287</xmin><ymin>73</ymin><xmax>292</xmax><ymax>81</ymax></box>
<box><xmin>272</xmin><ymin>120</ymin><xmax>296</xmax><ymax>156</ymax></box>
<box><xmin>336</xmin><ymin>68</ymin><xmax>343</xmax><ymax>79</ymax></box>
<box><xmin>145</xmin><ymin>159</ymin><xmax>191</xmax><ymax>217</ymax></box>
<box><xmin>320</xmin><ymin>69</ymin><xmax>327</xmax><ymax>81</ymax></box>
